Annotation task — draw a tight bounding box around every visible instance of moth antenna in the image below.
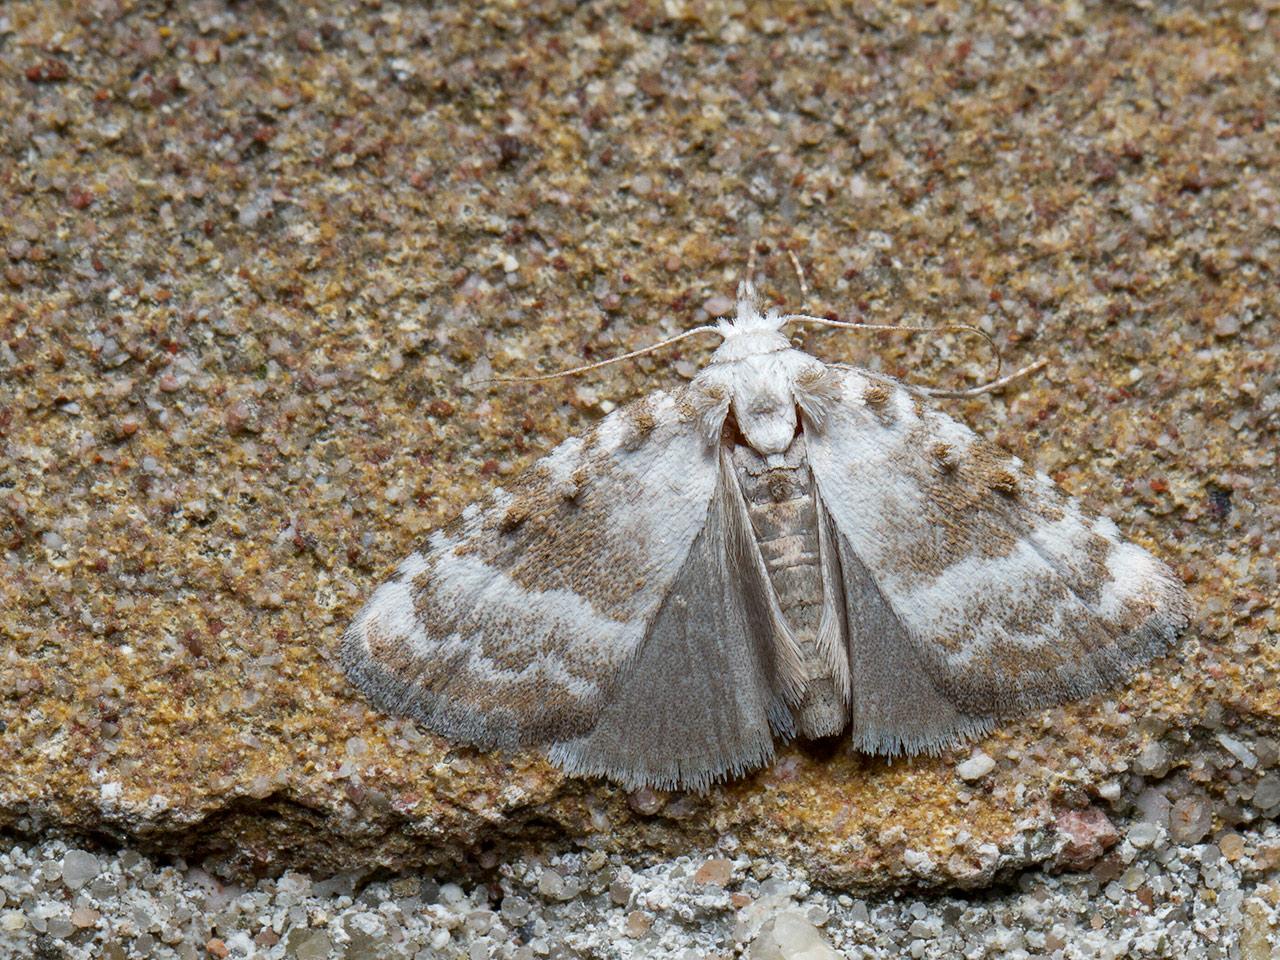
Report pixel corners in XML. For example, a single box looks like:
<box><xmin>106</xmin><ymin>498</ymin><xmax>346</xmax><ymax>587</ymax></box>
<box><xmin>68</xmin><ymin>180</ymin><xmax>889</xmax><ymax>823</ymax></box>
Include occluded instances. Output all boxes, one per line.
<box><xmin>786</xmin><ymin>250</ymin><xmax>810</xmax><ymax>307</ymax></box>
<box><xmin>480</xmin><ymin>325</ymin><xmax>723</xmax><ymax>385</ymax></box>
<box><xmin>778</xmin><ymin>314</ymin><xmax>1004</xmax><ymax>380</ymax></box>
<box><xmin>916</xmin><ymin>357</ymin><xmax>1049</xmax><ymax>398</ymax></box>
<box><xmin>737</xmin><ymin>245</ymin><xmax>760</xmax><ymax>305</ymax></box>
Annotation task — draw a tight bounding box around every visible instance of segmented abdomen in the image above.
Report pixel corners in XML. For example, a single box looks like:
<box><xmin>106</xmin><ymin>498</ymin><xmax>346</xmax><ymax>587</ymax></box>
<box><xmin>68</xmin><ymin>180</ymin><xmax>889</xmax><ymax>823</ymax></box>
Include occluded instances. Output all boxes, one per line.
<box><xmin>732</xmin><ymin>436</ymin><xmax>844</xmax><ymax>738</ymax></box>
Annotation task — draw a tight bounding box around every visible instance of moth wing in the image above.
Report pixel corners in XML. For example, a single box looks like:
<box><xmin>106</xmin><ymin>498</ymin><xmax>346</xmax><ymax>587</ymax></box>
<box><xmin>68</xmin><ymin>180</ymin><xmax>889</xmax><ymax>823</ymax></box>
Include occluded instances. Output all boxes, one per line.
<box><xmin>803</xmin><ymin>367</ymin><xmax>1190</xmax><ymax>755</ymax></box>
<box><xmin>550</xmin><ymin>447</ymin><xmax>803</xmax><ymax>791</ymax></box>
<box><xmin>343</xmin><ymin>385</ymin><xmax>798</xmax><ymax>788</ymax></box>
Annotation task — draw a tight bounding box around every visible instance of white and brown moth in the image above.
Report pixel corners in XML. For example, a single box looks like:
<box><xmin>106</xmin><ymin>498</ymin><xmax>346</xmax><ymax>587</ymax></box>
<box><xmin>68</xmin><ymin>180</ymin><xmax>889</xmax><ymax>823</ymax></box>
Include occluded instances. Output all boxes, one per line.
<box><xmin>342</xmin><ymin>285</ymin><xmax>1190</xmax><ymax>791</ymax></box>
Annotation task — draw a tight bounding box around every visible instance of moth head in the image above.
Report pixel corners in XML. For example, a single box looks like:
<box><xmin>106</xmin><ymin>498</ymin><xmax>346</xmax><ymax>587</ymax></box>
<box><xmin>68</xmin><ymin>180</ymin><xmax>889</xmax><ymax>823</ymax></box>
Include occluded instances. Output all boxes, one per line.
<box><xmin>708</xmin><ymin>282</ymin><xmax>791</xmax><ymax>366</ymax></box>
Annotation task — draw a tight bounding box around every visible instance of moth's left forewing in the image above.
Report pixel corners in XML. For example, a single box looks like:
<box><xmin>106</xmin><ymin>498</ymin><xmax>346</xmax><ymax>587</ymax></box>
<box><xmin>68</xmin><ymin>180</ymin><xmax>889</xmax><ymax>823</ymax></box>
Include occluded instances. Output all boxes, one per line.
<box><xmin>343</xmin><ymin>385</ymin><xmax>734</xmax><ymax>750</ymax></box>
<box><xmin>803</xmin><ymin>365</ymin><xmax>1190</xmax><ymax>752</ymax></box>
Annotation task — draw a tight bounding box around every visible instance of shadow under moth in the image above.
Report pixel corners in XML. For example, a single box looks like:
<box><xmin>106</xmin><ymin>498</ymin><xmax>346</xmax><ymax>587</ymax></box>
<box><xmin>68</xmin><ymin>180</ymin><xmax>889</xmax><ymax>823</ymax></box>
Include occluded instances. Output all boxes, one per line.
<box><xmin>342</xmin><ymin>285</ymin><xmax>1190</xmax><ymax>792</ymax></box>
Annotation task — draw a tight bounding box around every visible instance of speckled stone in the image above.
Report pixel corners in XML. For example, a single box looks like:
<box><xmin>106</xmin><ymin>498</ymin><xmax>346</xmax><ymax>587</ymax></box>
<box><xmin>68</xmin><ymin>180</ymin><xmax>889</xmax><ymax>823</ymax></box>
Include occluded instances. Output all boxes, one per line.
<box><xmin>4</xmin><ymin>834</ymin><xmax>1278</xmax><ymax>960</ymax></box>
<box><xmin>747</xmin><ymin>911</ymin><xmax>841</xmax><ymax>960</ymax></box>
<box><xmin>59</xmin><ymin>850</ymin><xmax>100</xmax><ymax>891</ymax></box>
<box><xmin>1</xmin><ymin>1</ymin><xmax>1277</xmax><ymax>891</ymax></box>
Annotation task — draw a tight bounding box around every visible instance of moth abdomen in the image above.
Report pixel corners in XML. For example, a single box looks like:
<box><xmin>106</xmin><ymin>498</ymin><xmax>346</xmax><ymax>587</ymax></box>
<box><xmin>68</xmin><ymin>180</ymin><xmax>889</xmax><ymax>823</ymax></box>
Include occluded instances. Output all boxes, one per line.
<box><xmin>732</xmin><ymin>436</ymin><xmax>844</xmax><ymax>739</ymax></box>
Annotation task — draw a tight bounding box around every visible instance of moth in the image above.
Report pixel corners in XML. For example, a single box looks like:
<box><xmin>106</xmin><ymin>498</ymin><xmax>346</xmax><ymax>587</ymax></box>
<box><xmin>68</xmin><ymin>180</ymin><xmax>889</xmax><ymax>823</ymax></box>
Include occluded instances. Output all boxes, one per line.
<box><xmin>342</xmin><ymin>285</ymin><xmax>1190</xmax><ymax>791</ymax></box>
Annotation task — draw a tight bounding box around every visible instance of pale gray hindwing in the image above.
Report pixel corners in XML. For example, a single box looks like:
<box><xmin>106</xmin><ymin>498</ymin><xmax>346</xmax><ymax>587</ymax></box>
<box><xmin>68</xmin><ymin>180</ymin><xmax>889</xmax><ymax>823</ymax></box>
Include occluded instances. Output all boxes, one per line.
<box><xmin>822</xmin><ymin>504</ymin><xmax>995</xmax><ymax>755</ymax></box>
<box><xmin>549</xmin><ymin>449</ymin><xmax>800</xmax><ymax>791</ymax></box>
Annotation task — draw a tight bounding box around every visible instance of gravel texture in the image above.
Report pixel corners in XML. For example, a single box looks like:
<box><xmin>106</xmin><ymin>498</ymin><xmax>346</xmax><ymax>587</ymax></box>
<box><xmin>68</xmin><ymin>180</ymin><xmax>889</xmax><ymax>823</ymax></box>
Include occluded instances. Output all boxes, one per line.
<box><xmin>1</xmin><ymin>0</ymin><xmax>1277</xmax><ymax>916</ymax></box>
<box><xmin>0</xmin><ymin>817</ymin><xmax>1277</xmax><ymax>959</ymax></box>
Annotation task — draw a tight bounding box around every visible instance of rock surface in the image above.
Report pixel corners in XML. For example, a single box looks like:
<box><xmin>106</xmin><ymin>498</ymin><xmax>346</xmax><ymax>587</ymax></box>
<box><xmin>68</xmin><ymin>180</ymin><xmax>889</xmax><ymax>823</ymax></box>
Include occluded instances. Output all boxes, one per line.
<box><xmin>1</xmin><ymin>0</ymin><xmax>1277</xmax><ymax>893</ymax></box>
<box><xmin>1</xmin><ymin>827</ymin><xmax>1278</xmax><ymax>959</ymax></box>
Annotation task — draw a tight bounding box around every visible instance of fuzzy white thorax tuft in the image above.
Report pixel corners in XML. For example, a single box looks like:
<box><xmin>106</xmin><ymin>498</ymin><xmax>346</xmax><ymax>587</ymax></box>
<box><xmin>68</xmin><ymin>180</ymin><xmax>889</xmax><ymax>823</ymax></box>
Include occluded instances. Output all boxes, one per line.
<box><xmin>709</xmin><ymin>287</ymin><xmax>791</xmax><ymax>365</ymax></box>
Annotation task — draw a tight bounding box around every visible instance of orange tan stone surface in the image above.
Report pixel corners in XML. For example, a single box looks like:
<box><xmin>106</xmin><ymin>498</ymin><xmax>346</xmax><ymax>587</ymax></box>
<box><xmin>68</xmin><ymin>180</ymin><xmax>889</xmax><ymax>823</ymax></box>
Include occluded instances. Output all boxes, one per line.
<box><xmin>1</xmin><ymin>1</ymin><xmax>1276</xmax><ymax>891</ymax></box>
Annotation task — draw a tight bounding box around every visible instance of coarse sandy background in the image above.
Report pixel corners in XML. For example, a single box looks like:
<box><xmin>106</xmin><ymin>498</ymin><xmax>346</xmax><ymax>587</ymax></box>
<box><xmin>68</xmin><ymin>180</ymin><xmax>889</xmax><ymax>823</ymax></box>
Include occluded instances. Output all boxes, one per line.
<box><xmin>1</xmin><ymin>1</ymin><xmax>1277</xmax><ymax>957</ymax></box>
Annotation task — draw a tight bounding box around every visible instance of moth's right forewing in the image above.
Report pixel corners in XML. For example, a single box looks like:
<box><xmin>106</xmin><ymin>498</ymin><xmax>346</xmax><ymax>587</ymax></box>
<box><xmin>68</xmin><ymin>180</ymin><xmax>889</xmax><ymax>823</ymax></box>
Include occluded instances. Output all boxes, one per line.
<box><xmin>342</xmin><ymin>386</ymin><xmax>731</xmax><ymax>751</ymax></box>
<box><xmin>805</xmin><ymin>366</ymin><xmax>1189</xmax><ymax>755</ymax></box>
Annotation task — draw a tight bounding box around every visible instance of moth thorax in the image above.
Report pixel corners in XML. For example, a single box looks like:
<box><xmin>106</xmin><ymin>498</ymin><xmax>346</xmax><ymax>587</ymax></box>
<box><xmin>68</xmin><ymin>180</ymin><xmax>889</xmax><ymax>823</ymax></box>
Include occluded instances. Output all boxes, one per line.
<box><xmin>709</xmin><ymin>329</ymin><xmax>790</xmax><ymax>365</ymax></box>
